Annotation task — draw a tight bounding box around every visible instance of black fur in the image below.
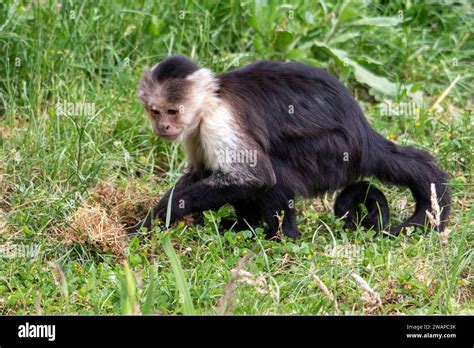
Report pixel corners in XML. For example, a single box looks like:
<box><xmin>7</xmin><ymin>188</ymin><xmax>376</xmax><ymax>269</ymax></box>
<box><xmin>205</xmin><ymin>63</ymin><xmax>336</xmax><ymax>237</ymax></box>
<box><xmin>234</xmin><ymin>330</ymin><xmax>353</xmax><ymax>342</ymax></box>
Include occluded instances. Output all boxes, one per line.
<box><xmin>334</xmin><ymin>181</ymin><xmax>389</xmax><ymax>232</ymax></box>
<box><xmin>152</xmin><ymin>55</ymin><xmax>199</xmax><ymax>82</ymax></box>
<box><xmin>135</xmin><ymin>58</ymin><xmax>451</xmax><ymax>238</ymax></box>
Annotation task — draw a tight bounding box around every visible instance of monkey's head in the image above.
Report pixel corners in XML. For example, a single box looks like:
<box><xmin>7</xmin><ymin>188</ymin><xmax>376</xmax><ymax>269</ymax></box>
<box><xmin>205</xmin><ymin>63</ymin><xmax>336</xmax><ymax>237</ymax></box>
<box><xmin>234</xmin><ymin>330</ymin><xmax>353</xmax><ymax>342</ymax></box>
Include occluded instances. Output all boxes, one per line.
<box><xmin>137</xmin><ymin>55</ymin><xmax>217</xmax><ymax>142</ymax></box>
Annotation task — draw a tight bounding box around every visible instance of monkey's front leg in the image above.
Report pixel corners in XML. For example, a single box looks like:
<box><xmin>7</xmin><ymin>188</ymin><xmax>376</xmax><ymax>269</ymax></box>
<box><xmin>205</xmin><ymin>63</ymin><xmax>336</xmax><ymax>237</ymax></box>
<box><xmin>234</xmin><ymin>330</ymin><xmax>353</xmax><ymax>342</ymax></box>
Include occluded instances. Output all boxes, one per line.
<box><xmin>260</xmin><ymin>186</ymin><xmax>299</xmax><ymax>239</ymax></box>
<box><xmin>153</xmin><ymin>178</ymin><xmax>262</xmax><ymax>224</ymax></box>
<box><xmin>129</xmin><ymin>172</ymin><xmax>204</xmax><ymax>233</ymax></box>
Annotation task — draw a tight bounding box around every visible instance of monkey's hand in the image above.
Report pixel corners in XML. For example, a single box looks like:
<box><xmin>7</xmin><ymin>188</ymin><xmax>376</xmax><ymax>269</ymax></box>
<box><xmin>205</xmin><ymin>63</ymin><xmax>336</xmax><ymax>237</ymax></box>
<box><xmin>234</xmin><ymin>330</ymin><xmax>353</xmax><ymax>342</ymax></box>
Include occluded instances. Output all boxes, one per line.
<box><xmin>126</xmin><ymin>196</ymin><xmax>183</xmax><ymax>234</ymax></box>
<box><xmin>146</xmin><ymin>171</ymin><xmax>268</xmax><ymax>231</ymax></box>
<box><xmin>148</xmin><ymin>172</ymin><xmax>201</xmax><ymax>226</ymax></box>
<box><xmin>153</xmin><ymin>192</ymin><xmax>190</xmax><ymax>224</ymax></box>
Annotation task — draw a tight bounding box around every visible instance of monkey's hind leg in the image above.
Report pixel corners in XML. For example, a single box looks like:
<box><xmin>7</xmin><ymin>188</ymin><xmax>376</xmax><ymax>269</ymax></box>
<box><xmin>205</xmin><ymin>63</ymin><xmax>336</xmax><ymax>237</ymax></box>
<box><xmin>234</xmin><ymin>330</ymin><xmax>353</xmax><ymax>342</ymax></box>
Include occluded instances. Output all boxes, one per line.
<box><xmin>334</xmin><ymin>181</ymin><xmax>390</xmax><ymax>232</ymax></box>
<box><xmin>260</xmin><ymin>187</ymin><xmax>300</xmax><ymax>239</ymax></box>
<box><xmin>220</xmin><ymin>199</ymin><xmax>261</xmax><ymax>232</ymax></box>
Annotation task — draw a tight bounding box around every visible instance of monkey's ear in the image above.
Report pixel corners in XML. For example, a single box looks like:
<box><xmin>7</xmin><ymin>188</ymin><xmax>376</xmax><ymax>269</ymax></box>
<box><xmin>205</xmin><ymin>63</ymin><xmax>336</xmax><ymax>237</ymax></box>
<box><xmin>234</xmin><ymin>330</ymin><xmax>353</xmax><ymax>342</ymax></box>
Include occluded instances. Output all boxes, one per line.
<box><xmin>136</xmin><ymin>69</ymin><xmax>154</xmax><ymax>103</ymax></box>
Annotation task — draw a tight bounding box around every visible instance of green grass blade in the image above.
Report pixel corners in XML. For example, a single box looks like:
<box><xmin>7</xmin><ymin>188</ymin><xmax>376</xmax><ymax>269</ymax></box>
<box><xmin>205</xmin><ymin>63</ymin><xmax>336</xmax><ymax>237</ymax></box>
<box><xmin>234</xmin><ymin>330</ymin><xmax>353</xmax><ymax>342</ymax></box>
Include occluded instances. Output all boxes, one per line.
<box><xmin>165</xmin><ymin>185</ymin><xmax>176</xmax><ymax>228</ymax></box>
<box><xmin>162</xmin><ymin>234</ymin><xmax>196</xmax><ymax>315</ymax></box>
<box><xmin>118</xmin><ymin>261</ymin><xmax>137</xmax><ymax>315</ymax></box>
<box><xmin>142</xmin><ymin>267</ymin><xmax>156</xmax><ymax>315</ymax></box>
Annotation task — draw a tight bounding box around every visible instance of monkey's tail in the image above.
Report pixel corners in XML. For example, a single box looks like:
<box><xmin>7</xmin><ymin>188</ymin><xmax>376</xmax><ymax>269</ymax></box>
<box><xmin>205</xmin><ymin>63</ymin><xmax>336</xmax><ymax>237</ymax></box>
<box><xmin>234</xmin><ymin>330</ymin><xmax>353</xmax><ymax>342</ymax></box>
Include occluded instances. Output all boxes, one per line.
<box><xmin>370</xmin><ymin>135</ymin><xmax>450</xmax><ymax>235</ymax></box>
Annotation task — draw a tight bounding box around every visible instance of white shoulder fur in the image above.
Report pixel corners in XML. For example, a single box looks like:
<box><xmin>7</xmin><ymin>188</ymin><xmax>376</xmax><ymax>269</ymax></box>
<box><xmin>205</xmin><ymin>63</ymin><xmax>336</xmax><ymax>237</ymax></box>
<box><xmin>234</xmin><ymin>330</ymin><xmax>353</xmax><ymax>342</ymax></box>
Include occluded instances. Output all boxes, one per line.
<box><xmin>183</xmin><ymin>69</ymin><xmax>241</xmax><ymax>173</ymax></box>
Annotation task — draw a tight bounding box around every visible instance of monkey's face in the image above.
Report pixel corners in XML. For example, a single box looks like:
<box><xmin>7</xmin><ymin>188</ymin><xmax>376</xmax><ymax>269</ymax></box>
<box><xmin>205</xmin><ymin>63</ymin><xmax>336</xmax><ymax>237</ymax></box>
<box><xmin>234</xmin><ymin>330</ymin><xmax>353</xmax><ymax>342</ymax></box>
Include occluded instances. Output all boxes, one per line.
<box><xmin>137</xmin><ymin>76</ymin><xmax>193</xmax><ymax>142</ymax></box>
<box><xmin>145</xmin><ymin>104</ymin><xmax>184</xmax><ymax>141</ymax></box>
<box><xmin>137</xmin><ymin>62</ymin><xmax>217</xmax><ymax>143</ymax></box>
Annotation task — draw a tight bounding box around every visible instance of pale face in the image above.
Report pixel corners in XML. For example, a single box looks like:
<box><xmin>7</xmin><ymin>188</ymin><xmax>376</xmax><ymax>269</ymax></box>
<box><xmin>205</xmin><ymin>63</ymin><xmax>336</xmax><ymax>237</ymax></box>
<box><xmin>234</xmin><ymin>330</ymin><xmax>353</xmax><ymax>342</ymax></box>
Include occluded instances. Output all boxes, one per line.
<box><xmin>137</xmin><ymin>67</ymin><xmax>217</xmax><ymax>143</ymax></box>
<box><xmin>138</xmin><ymin>73</ymin><xmax>197</xmax><ymax>142</ymax></box>
<box><xmin>145</xmin><ymin>103</ymin><xmax>184</xmax><ymax>141</ymax></box>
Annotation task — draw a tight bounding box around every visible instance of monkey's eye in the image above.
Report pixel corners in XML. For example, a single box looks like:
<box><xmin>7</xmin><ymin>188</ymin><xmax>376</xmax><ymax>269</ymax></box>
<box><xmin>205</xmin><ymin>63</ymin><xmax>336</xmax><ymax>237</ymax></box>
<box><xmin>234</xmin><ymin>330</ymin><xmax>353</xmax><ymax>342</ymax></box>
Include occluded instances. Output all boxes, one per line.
<box><xmin>150</xmin><ymin>109</ymin><xmax>160</xmax><ymax>116</ymax></box>
<box><xmin>167</xmin><ymin>109</ymin><xmax>177</xmax><ymax>115</ymax></box>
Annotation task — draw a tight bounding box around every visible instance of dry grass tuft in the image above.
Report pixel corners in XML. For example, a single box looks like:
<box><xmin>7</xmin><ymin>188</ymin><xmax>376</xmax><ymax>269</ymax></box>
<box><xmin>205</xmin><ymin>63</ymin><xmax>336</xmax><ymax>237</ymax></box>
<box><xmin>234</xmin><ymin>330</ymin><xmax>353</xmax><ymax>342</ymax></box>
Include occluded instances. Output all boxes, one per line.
<box><xmin>424</xmin><ymin>183</ymin><xmax>451</xmax><ymax>244</ymax></box>
<box><xmin>60</xmin><ymin>203</ymin><xmax>128</xmax><ymax>257</ymax></box>
<box><xmin>90</xmin><ymin>182</ymin><xmax>158</xmax><ymax>227</ymax></box>
<box><xmin>426</xmin><ymin>183</ymin><xmax>441</xmax><ymax>229</ymax></box>
<box><xmin>0</xmin><ymin>216</ymin><xmax>7</xmax><ymax>235</ymax></box>
<box><xmin>351</xmin><ymin>273</ymin><xmax>383</xmax><ymax>314</ymax></box>
<box><xmin>216</xmin><ymin>252</ymin><xmax>253</xmax><ymax>315</ymax></box>
<box><xmin>0</xmin><ymin>159</ymin><xmax>9</xmax><ymax>219</ymax></box>
<box><xmin>215</xmin><ymin>251</ymin><xmax>279</xmax><ymax>314</ymax></box>
<box><xmin>0</xmin><ymin>168</ymin><xmax>11</xmax><ymax>234</ymax></box>
<box><xmin>235</xmin><ymin>269</ymin><xmax>269</xmax><ymax>295</ymax></box>
<box><xmin>314</xmin><ymin>275</ymin><xmax>340</xmax><ymax>314</ymax></box>
<box><xmin>52</xmin><ymin>181</ymin><xmax>159</xmax><ymax>258</ymax></box>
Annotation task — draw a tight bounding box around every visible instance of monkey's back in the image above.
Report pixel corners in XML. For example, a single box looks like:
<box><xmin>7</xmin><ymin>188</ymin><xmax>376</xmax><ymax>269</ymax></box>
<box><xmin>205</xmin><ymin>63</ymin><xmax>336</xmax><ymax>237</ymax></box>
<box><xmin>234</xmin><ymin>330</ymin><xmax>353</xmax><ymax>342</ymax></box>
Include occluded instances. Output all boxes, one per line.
<box><xmin>217</xmin><ymin>61</ymin><xmax>376</xmax><ymax>195</ymax></box>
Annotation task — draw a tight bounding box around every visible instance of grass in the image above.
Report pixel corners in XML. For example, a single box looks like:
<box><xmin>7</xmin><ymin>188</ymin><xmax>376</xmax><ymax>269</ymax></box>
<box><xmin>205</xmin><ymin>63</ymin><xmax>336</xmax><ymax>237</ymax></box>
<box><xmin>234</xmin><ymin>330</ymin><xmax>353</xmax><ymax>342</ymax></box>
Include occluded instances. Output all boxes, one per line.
<box><xmin>0</xmin><ymin>0</ymin><xmax>472</xmax><ymax>315</ymax></box>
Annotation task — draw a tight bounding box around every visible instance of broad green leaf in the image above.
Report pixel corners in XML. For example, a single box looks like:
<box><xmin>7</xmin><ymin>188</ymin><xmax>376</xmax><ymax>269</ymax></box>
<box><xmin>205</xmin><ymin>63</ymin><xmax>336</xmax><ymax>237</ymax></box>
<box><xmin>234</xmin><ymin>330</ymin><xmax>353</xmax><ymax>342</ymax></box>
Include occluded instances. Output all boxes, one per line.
<box><xmin>247</xmin><ymin>15</ymin><xmax>260</xmax><ymax>32</ymax></box>
<box><xmin>351</xmin><ymin>16</ymin><xmax>402</xmax><ymax>27</ymax></box>
<box><xmin>253</xmin><ymin>35</ymin><xmax>265</xmax><ymax>54</ymax></box>
<box><xmin>287</xmin><ymin>48</ymin><xmax>309</xmax><ymax>61</ymax></box>
<box><xmin>252</xmin><ymin>0</ymin><xmax>277</xmax><ymax>32</ymax></box>
<box><xmin>274</xmin><ymin>30</ymin><xmax>294</xmax><ymax>52</ymax></box>
<box><xmin>338</xmin><ymin>0</ymin><xmax>366</xmax><ymax>23</ymax></box>
<box><xmin>355</xmin><ymin>55</ymin><xmax>384</xmax><ymax>66</ymax></box>
<box><xmin>328</xmin><ymin>31</ymin><xmax>360</xmax><ymax>45</ymax></box>
<box><xmin>148</xmin><ymin>16</ymin><xmax>160</xmax><ymax>36</ymax></box>
<box><xmin>312</xmin><ymin>41</ymin><xmax>398</xmax><ymax>97</ymax></box>
<box><xmin>304</xmin><ymin>11</ymin><xmax>315</xmax><ymax>25</ymax></box>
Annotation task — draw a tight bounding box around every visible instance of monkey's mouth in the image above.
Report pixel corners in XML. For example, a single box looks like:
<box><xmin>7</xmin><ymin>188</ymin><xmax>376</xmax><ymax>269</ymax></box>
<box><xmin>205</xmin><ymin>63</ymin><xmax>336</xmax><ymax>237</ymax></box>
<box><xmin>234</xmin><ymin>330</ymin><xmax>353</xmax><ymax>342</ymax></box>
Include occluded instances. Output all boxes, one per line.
<box><xmin>159</xmin><ymin>132</ymin><xmax>182</xmax><ymax>141</ymax></box>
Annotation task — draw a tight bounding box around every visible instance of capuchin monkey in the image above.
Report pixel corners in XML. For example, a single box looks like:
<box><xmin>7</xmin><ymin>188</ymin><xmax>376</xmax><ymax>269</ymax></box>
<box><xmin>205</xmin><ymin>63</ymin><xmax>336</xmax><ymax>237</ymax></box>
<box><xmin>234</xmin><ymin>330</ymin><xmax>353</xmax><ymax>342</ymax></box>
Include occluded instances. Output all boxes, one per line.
<box><xmin>133</xmin><ymin>55</ymin><xmax>450</xmax><ymax>238</ymax></box>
